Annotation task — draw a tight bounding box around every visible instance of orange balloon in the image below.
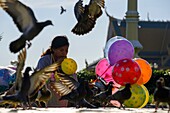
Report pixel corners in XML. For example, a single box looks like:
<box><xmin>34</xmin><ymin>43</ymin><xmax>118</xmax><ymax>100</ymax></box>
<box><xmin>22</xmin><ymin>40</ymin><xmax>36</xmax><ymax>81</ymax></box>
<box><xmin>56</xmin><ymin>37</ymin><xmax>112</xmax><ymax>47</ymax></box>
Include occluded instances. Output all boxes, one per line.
<box><xmin>134</xmin><ymin>58</ymin><xmax>152</xmax><ymax>85</ymax></box>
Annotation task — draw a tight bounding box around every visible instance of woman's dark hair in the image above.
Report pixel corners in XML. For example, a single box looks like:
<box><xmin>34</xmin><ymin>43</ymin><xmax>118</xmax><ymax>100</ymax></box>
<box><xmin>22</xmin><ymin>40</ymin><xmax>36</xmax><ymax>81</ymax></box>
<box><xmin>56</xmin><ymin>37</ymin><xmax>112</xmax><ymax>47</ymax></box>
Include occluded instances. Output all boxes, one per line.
<box><xmin>41</xmin><ymin>35</ymin><xmax>69</xmax><ymax>57</ymax></box>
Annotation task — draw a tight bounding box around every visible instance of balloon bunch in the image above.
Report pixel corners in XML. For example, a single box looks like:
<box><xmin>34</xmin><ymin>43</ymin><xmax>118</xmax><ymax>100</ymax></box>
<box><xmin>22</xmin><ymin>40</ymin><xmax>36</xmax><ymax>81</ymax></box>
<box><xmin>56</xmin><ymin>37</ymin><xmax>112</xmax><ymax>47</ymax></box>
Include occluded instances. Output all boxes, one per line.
<box><xmin>96</xmin><ymin>36</ymin><xmax>152</xmax><ymax>108</ymax></box>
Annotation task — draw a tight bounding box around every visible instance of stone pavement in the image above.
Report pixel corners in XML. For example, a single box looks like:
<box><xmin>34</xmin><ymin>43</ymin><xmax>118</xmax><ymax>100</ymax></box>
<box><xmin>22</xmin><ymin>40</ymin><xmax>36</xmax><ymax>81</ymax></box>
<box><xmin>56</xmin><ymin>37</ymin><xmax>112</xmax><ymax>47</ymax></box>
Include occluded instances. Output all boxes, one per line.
<box><xmin>0</xmin><ymin>107</ymin><xmax>168</xmax><ymax>113</ymax></box>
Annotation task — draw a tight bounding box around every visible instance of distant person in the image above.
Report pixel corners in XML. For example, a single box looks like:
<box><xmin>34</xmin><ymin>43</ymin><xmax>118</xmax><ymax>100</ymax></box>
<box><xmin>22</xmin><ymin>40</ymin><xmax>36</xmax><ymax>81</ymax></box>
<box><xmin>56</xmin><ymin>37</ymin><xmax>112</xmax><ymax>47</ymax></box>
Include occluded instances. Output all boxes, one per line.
<box><xmin>36</xmin><ymin>35</ymin><xmax>77</xmax><ymax>107</ymax></box>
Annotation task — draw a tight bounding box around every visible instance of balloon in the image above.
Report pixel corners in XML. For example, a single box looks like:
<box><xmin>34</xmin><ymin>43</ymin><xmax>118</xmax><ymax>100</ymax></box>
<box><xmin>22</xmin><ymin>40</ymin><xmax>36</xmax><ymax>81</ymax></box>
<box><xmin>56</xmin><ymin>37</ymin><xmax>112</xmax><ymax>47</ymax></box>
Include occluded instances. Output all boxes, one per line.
<box><xmin>95</xmin><ymin>58</ymin><xmax>112</xmax><ymax>81</ymax></box>
<box><xmin>134</xmin><ymin>58</ymin><xmax>152</xmax><ymax>85</ymax></box>
<box><xmin>104</xmin><ymin>36</ymin><xmax>127</xmax><ymax>59</ymax></box>
<box><xmin>112</xmin><ymin>58</ymin><xmax>141</xmax><ymax>86</ymax></box>
<box><xmin>140</xmin><ymin>85</ymin><xmax>150</xmax><ymax>108</ymax></box>
<box><xmin>124</xmin><ymin>84</ymin><xmax>149</xmax><ymax>108</ymax></box>
<box><xmin>61</xmin><ymin>58</ymin><xmax>77</xmax><ymax>75</ymax></box>
<box><xmin>108</xmin><ymin>39</ymin><xmax>134</xmax><ymax>65</ymax></box>
<box><xmin>95</xmin><ymin>58</ymin><xmax>121</xmax><ymax>87</ymax></box>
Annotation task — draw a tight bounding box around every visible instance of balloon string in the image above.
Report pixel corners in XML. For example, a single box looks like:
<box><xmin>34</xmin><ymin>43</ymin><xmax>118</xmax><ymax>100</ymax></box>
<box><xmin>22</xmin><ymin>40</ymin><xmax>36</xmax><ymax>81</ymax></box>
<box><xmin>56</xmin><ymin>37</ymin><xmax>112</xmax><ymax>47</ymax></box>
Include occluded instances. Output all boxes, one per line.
<box><xmin>101</xmin><ymin>65</ymin><xmax>111</xmax><ymax>76</ymax></box>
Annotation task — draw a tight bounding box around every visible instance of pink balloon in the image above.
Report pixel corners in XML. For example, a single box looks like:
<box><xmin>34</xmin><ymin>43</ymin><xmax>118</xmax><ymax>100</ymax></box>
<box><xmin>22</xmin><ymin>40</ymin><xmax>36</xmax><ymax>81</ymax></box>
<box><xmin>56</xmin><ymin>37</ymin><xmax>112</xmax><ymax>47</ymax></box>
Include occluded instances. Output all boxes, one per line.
<box><xmin>95</xmin><ymin>58</ymin><xmax>121</xmax><ymax>87</ymax></box>
<box><xmin>95</xmin><ymin>58</ymin><xmax>111</xmax><ymax>79</ymax></box>
<box><xmin>112</xmin><ymin>58</ymin><xmax>141</xmax><ymax>86</ymax></box>
<box><xmin>108</xmin><ymin>39</ymin><xmax>134</xmax><ymax>66</ymax></box>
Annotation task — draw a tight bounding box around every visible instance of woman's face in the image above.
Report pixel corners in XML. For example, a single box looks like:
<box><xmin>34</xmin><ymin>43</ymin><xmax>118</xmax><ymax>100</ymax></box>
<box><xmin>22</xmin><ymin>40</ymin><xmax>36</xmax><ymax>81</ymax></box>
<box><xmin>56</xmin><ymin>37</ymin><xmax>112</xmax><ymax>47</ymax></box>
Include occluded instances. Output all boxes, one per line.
<box><xmin>52</xmin><ymin>45</ymin><xmax>69</xmax><ymax>60</ymax></box>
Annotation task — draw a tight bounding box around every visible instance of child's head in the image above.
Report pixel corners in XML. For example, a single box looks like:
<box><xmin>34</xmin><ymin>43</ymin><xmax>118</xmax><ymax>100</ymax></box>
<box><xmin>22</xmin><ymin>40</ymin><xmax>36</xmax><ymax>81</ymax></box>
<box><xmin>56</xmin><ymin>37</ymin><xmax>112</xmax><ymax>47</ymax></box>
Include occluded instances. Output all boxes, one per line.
<box><xmin>41</xmin><ymin>35</ymin><xmax>69</xmax><ymax>58</ymax></box>
<box><xmin>51</xmin><ymin>35</ymin><xmax>69</xmax><ymax>59</ymax></box>
<box><xmin>51</xmin><ymin>35</ymin><xmax>69</xmax><ymax>49</ymax></box>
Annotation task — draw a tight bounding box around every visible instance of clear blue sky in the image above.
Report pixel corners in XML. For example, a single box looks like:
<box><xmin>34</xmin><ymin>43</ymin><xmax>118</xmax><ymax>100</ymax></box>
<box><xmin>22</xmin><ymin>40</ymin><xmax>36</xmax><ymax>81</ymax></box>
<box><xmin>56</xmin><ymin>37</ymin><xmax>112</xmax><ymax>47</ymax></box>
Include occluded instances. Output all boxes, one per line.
<box><xmin>0</xmin><ymin>0</ymin><xmax>170</xmax><ymax>71</ymax></box>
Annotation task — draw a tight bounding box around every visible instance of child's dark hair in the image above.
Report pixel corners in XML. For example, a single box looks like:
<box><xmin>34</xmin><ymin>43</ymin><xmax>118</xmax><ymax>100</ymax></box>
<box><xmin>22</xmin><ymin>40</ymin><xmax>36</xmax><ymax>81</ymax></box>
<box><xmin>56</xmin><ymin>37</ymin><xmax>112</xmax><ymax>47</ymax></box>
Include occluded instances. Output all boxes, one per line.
<box><xmin>41</xmin><ymin>35</ymin><xmax>69</xmax><ymax>57</ymax></box>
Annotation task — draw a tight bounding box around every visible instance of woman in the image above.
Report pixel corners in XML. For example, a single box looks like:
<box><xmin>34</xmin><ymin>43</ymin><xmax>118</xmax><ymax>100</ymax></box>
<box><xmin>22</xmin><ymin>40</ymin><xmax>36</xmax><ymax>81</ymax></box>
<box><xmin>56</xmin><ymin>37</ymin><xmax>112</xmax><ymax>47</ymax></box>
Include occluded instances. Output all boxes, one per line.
<box><xmin>36</xmin><ymin>35</ymin><xmax>77</xmax><ymax>107</ymax></box>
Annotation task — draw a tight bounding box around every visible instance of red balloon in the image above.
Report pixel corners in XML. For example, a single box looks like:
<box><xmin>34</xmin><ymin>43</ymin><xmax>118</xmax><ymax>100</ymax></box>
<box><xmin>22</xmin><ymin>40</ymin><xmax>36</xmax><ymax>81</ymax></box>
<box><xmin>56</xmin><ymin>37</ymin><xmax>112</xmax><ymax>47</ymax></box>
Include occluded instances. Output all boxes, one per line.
<box><xmin>112</xmin><ymin>58</ymin><xmax>141</xmax><ymax>86</ymax></box>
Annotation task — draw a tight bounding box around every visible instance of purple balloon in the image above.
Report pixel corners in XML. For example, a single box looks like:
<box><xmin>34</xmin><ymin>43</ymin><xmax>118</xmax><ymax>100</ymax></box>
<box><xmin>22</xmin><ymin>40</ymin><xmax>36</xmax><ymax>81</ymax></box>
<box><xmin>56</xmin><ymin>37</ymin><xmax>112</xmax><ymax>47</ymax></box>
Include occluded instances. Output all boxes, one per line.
<box><xmin>104</xmin><ymin>36</ymin><xmax>127</xmax><ymax>59</ymax></box>
<box><xmin>108</xmin><ymin>39</ymin><xmax>134</xmax><ymax>65</ymax></box>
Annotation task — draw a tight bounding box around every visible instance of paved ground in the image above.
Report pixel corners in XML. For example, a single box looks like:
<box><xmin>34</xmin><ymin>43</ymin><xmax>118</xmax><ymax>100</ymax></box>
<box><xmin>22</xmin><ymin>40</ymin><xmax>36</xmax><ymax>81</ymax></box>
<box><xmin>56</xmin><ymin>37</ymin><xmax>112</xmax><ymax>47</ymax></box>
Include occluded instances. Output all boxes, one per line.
<box><xmin>0</xmin><ymin>107</ymin><xmax>168</xmax><ymax>113</ymax></box>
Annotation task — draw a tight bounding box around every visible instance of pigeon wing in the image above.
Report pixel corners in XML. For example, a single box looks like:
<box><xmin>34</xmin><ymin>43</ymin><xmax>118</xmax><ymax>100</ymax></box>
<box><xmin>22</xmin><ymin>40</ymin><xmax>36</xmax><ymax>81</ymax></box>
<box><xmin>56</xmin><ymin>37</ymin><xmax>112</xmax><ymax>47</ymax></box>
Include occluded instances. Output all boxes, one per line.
<box><xmin>0</xmin><ymin>0</ymin><xmax>37</xmax><ymax>32</ymax></box>
<box><xmin>90</xmin><ymin>0</ymin><xmax>105</xmax><ymax>8</ymax></box>
<box><xmin>74</xmin><ymin>0</ymin><xmax>84</xmax><ymax>21</ymax></box>
<box><xmin>58</xmin><ymin>74</ymin><xmax>79</xmax><ymax>91</ymax></box>
<box><xmin>15</xmin><ymin>48</ymin><xmax>27</xmax><ymax>91</ymax></box>
<box><xmin>28</xmin><ymin>62</ymin><xmax>59</xmax><ymax>97</ymax></box>
<box><xmin>60</xmin><ymin>6</ymin><xmax>66</xmax><ymax>15</ymax></box>
<box><xmin>50</xmin><ymin>81</ymin><xmax>72</xmax><ymax>96</ymax></box>
<box><xmin>88</xmin><ymin>0</ymin><xmax>104</xmax><ymax>19</ymax></box>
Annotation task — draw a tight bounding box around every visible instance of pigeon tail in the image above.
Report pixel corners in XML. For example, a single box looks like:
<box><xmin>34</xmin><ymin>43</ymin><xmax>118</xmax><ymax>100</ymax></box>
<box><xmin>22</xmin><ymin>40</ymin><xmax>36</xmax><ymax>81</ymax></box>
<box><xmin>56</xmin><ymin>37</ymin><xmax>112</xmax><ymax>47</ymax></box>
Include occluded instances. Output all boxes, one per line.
<box><xmin>72</xmin><ymin>18</ymin><xmax>96</xmax><ymax>35</ymax></box>
<box><xmin>9</xmin><ymin>36</ymin><xmax>27</xmax><ymax>53</ymax></box>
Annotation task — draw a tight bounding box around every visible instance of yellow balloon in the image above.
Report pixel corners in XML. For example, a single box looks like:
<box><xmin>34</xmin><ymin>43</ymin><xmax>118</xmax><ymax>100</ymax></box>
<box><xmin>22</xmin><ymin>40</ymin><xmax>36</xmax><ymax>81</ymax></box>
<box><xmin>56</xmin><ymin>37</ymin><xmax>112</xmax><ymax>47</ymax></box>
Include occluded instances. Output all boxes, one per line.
<box><xmin>61</xmin><ymin>58</ymin><xmax>77</xmax><ymax>75</ymax></box>
<box><xmin>124</xmin><ymin>84</ymin><xmax>149</xmax><ymax>108</ymax></box>
<box><xmin>140</xmin><ymin>85</ymin><xmax>149</xmax><ymax>108</ymax></box>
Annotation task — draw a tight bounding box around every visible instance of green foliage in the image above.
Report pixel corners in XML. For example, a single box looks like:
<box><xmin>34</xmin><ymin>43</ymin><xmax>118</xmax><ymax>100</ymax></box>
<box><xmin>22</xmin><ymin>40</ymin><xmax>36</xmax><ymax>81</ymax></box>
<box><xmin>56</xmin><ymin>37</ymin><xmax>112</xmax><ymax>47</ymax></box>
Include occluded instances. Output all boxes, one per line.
<box><xmin>76</xmin><ymin>69</ymin><xmax>96</xmax><ymax>82</ymax></box>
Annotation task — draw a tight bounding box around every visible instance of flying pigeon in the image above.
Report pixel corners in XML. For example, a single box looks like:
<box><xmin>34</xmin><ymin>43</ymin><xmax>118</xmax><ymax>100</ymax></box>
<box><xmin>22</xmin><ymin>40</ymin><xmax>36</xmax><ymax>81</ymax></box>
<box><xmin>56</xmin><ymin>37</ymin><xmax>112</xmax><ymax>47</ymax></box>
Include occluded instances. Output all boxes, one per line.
<box><xmin>1</xmin><ymin>48</ymin><xmax>59</xmax><ymax>109</ymax></box>
<box><xmin>72</xmin><ymin>0</ymin><xmax>105</xmax><ymax>35</ymax></box>
<box><xmin>0</xmin><ymin>0</ymin><xmax>53</xmax><ymax>53</ymax></box>
<box><xmin>5</xmin><ymin>48</ymin><xmax>27</xmax><ymax>96</ymax></box>
<box><xmin>60</xmin><ymin>6</ymin><xmax>66</xmax><ymax>15</ymax></box>
<box><xmin>0</xmin><ymin>32</ymin><xmax>3</xmax><ymax>41</ymax></box>
<box><xmin>153</xmin><ymin>77</ymin><xmax>170</xmax><ymax>113</ymax></box>
<box><xmin>0</xmin><ymin>48</ymin><xmax>27</xmax><ymax>108</ymax></box>
<box><xmin>51</xmin><ymin>74</ymin><xmax>97</xmax><ymax>108</ymax></box>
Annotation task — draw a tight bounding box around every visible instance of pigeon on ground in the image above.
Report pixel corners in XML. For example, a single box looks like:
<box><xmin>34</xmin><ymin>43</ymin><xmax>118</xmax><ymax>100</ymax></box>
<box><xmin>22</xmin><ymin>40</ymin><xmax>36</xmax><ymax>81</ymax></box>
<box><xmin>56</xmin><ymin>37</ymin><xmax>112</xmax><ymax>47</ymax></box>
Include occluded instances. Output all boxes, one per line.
<box><xmin>35</xmin><ymin>85</ymin><xmax>52</xmax><ymax>108</ymax></box>
<box><xmin>84</xmin><ymin>79</ymin><xmax>96</xmax><ymax>102</ymax></box>
<box><xmin>72</xmin><ymin>0</ymin><xmax>105</xmax><ymax>35</ymax></box>
<box><xmin>60</xmin><ymin>6</ymin><xmax>66</xmax><ymax>15</ymax></box>
<box><xmin>51</xmin><ymin>74</ymin><xmax>97</xmax><ymax>108</ymax></box>
<box><xmin>92</xmin><ymin>81</ymin><xmax>114</xmax><ymax>107</ymax></box>
<box><xmin>107</xmin><ymin>83</ymin><xmax>131</xmax><ymax>109</ymax></box>
<box><xmin>95</xmin><ymin>76</ymin><xmax>108</xmax><ymax>92</ymax></box>
<box><xmin>153</xmin><ymin>77</ymin><xmax>170</xmax><ymax>113</ymax></box>
<box><xmin>0</xmin><ymin>0</ymin><xmax>53</xmax><ymax>53</ymax></box>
